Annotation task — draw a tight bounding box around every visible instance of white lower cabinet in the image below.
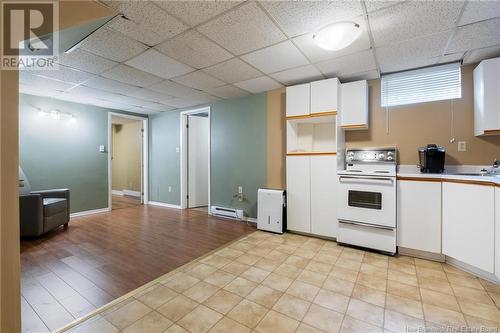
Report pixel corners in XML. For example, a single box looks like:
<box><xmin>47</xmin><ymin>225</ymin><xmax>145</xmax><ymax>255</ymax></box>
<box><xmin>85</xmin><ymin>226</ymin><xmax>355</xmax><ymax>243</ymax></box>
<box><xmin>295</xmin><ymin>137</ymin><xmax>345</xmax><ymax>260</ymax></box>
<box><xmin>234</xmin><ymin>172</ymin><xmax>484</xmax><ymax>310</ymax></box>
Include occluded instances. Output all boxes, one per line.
<box><xmin>397</xmin><ymin>180</ymin><xmax>442</xmax><ymax>253</ymax></box>
<box><xmin>286</xmin><ymin>156</ymin><xmax>311</xmax><ymax>233</ymax></box>
<box><xmin>442</xmin><ymin>182</ymin><xmax>495</xmax><ymax>273</ymax></box>
<box><xmin>311</xmin><ymin>155</ymin><xmax>338</xmax><ymax>238</ymax></box>
<box><xmin>286</xmin><ymin>154</ymin><xmax>338</xmax><ymax>237</ymax></box>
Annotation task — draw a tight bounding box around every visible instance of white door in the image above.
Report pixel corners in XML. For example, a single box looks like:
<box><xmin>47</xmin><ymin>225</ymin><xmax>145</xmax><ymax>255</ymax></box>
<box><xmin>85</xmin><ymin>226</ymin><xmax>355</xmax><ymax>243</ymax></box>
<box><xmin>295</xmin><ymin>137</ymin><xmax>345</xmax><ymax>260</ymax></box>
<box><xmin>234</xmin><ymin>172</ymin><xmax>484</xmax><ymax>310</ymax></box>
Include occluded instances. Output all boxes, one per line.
<box><xmin>188</xmin><ymin>115</ymin><xmax>209</xmax><ymax>208</ymax></box>
<box><xmin>286</xmin><ymin>155</ymin><xmax>311</xmax><ymax>233</ymax></box>
<box><xmin>311</xmin><ymin>155</ymin><xmax>338</xmax><ymax>238</ymax></box>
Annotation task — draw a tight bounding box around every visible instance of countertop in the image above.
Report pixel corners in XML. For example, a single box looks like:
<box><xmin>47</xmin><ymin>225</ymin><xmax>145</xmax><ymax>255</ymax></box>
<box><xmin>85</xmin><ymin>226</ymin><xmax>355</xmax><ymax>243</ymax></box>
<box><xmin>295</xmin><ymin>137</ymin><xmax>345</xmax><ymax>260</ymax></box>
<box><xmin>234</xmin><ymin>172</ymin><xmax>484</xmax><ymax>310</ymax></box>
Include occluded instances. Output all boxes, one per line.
<box><xmin>397</xmin><ymin>165</ymin><xmax>500</xmax><ymax>185</ymax></box>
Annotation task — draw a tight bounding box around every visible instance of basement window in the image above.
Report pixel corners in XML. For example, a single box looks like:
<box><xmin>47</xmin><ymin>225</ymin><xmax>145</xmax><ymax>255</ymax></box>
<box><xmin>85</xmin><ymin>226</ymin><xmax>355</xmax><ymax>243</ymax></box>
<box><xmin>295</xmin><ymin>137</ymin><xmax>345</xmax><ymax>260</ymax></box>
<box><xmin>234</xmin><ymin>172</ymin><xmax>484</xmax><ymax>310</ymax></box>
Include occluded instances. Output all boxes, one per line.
<box><xmin>381</xmin><ymin>62</ymin><xmax>461</xmax><ymax>108</ymax></box>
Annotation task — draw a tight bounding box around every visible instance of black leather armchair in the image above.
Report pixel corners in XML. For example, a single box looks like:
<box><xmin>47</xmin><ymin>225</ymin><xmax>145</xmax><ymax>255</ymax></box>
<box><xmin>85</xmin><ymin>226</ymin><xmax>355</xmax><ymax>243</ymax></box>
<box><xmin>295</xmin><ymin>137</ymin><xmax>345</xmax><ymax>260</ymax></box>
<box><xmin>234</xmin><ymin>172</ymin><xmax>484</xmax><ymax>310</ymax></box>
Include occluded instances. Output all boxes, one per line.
<box><xmin>19</xmin><ymin>168</ymin><xmax>70</xmax><ymax>237</ymax></box>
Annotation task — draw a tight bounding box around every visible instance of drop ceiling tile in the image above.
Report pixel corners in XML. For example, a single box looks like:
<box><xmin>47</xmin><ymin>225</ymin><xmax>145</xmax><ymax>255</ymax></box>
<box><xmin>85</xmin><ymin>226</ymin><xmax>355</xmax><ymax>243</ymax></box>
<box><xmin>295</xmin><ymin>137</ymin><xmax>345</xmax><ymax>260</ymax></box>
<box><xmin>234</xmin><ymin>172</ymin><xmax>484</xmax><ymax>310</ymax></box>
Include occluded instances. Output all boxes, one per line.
<box><xmin>316</xmin><ymin>49</ymin><xmax>377</xmax><ymax>77</ymax></box>
<box><xmin>128</xmin><ymin>88</ymin><xmax>175</xmax><ymax>104</ymax></box>
<box><xmin>172</xmin><ymin>71</ymin><xmax>225</xmax><ymax>90</ymax></box>
<box><xmin>57</xmin><ymin>48</ymin><xmax>118</xmax><ymax>75</ymax></box>
<box><xmin>202</xmin><ymin>58</ymin><xmax>262</xmax><ymax>83</ymax></box>
<box><xmin>19</xmin><ymin>83</ymin><xmax>66</xmax><ymax>98</ymax></box>
<box><xmin>206</xmin><ymin>85</ymin><xmax>249</xmax><ymax>99</ymax></box>
<box><xmin>19</xmin><ymin>72</ymin><xmax>76</xmax><ymax>91</ymax></box>
<box><xmin>103</xmin><ymin>94</ymin><xmax>150</xmax><ymax>107</ymax></box>
<box><xmin>459</xmin><ymin>1</ymin><xmax>500</xmax><ymax>26</ymax></box>
<box><xmin>141</xmin><ymin>101</ymin><xmax>176</xmax><ymax>112</ymax></box>
<box><xmin>149</xmin><ymin>80</ymin><xmax>203</xmax><ymax>98</ymax></box>
<box><xmin>261</xmin><ymin>0</ymin><xmax>363</xmax><ymax>37</ymax></box>
<box><xmin>164</xmin><ymin>97</ymin><xmax>204</xmax><ymax>108</ymax></box>
<box><xmin>112</xmin><ymin>1</ymin><xmax>187</xmax><ymax>43</ymax></box>
<box><xmin>154</xmin><ymin>0</ymin><xmax>241</xmax><ymax>26</ymax></box>
<box><xmin>155</xmin><ymin>30</ymin><xmax>232</xmax><ymax>69</ymax></box>
<box><xmin>364</xmin><ymin>0</ymin><xmax>405</xmax><ymax>13</ymax></box>
<box><xmin>292</xmin><ymin>20</ymin><xmax>371</xmax><ymax>63</ymax></box>
<box><xmin>447</xmin><ymin>18</ymin><xmax>500</xmax><ymax>54</ymax></box>
<box><xmin>102</xmin><ymin>64</ymin><xmax>163</xmax><ymax>87</ymax></box>
<box><xmin>197</xmin><ymin>2</ymin><xmax>286</xmax><ymax>55</ymax></box>
<box><xmin>234</xmin><ymin>76</ymin><xmax>283</xmax><ymax>93</ymax></box>
<box><xmin>65</xmin><ymin>85</ymin><xmax>125</xmax><ymax>102</ymax></box>
<box><xmin>241</xmin><ymin>41</ymin><xmax>309</xmax><ymax>74</ymax></box>
<box><xmin>339</xmin><ymin>69</ymin><xmax>380</xmax><ymax>82</ymax></box>
<box><xmin>437</xmin><ymin>52</ymin><xmax>464</xmax><ymax>64</ymax></box>
<box><xmin>83</xmin><ymin>77</ymin><xmax>141</xmax><ymax>95</ymax></box>
<box><xmin>35</xmin><ymin>65</ymin><xmax>96</xmax><ymax>85</ymax></box>
<box><xmin>79</xmin><ymin>27</ymin><xmax>148</xmax><ymax>62</ymax></box>
<box><xmin>270</xmin><ymin>64</ymin><xmax>323</xmax><ymax>85</ymax></box>
<box><xmin>123</xmin><ymin>106</ymin><xmax>160</xmax><ymax>115</ymax></box>
<box><xmin>375</xmin><ymin>32</ymin><xmax>450</xmax><ymax>73</ymax></box>
<box><xmin>108</xmin><ymin>16</ymin><xmax>170</xmax><ymax>46</ymax></box>
<box><xmin>126</xmin><ymin>49</ymin><xmax>194</xmax><ymax>79</ymax></box>
<box><xmin>369</xmin><ymin>1</ymin><xmax>463</xmax><ymax>47</ymax></box>
<box><xmin>463</xmin><ymin>45</ymin><xmax>500</xmax><ymax>64</ymax></box>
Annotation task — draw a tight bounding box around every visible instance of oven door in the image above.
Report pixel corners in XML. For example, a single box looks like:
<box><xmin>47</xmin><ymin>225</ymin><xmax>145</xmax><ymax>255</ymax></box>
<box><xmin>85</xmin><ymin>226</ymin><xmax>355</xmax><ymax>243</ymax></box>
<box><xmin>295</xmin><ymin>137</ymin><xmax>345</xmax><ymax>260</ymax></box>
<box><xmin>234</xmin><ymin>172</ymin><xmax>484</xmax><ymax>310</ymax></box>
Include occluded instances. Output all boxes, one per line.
<box><xmin>338</xmin><ymin>175</ymin><xmax>396</xmax><ymax>228</ymax></box>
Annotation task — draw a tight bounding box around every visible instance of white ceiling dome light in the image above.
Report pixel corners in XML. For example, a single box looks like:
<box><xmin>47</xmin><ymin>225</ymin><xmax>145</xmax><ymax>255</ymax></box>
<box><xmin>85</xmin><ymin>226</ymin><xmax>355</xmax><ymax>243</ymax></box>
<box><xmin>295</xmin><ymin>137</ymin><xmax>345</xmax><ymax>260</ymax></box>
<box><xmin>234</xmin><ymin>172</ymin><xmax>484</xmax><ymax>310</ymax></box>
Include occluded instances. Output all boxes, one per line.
<box><xmin>313</xmin><ymin>21</ymin><xmax>361</xmax><ymax>51</ymax></box>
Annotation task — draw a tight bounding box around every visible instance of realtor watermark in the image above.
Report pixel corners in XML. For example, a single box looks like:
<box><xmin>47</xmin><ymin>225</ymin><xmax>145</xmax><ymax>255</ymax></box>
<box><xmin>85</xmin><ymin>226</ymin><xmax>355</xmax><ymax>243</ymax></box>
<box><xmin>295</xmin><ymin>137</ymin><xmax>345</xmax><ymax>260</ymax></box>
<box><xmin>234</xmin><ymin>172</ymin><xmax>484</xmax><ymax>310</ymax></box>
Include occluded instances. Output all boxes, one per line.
<box><xmin>1</xmin><ymin>0</ymin><xmax>58</xmax><ymax>70</ymax></box>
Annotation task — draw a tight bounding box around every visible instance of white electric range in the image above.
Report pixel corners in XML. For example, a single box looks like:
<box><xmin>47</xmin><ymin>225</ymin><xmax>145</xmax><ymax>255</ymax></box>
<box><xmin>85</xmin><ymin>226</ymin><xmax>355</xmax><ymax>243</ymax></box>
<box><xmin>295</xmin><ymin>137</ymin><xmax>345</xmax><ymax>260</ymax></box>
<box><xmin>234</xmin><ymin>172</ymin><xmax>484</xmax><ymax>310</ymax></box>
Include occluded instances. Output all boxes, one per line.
<box><xmin>337</xmin><ymin>147</ymin><xmax>398</xmax><ymax>255</ymax></box>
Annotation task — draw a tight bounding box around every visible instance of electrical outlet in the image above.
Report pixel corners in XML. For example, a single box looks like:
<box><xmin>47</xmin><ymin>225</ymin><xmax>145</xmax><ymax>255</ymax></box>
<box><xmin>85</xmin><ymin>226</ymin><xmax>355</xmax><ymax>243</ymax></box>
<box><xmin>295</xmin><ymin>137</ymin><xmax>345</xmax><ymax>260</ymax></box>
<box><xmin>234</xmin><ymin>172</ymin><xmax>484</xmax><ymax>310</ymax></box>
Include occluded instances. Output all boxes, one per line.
<box><xmin>238</xmin><ymin>186</ymin><xmax>243</xmax><ymax>194</ymax></box>
<box><xmin>168</xmin><ymin>186</ymin><xmax>172</xmax><ymax>193</ymax></box>
<box><xmin>458</xmin><ymin>141</ymin><xmax>467</xmax><ymax>152</ymax></box>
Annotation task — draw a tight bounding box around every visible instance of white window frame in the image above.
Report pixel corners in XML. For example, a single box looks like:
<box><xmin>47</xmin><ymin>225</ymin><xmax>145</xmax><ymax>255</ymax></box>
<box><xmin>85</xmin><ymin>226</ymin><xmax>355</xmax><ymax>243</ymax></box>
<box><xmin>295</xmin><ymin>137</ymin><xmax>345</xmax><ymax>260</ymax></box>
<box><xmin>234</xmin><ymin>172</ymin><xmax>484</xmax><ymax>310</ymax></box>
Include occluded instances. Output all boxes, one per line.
<box><xmin>381</xmin><ymin>62</ymin><xmax>462</xmax><ymax>108</ymax></box>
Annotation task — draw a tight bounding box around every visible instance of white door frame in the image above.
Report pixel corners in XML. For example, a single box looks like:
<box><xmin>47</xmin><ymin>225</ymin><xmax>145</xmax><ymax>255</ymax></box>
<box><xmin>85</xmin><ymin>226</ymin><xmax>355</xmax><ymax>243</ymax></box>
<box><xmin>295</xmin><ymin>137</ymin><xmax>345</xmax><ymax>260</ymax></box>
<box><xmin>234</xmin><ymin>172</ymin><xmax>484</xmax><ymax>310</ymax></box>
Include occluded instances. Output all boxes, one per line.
<box><xmin>108</xmin><ymin>112</ymin><xmax>149</xmax><ymax>210</ymax></box>
<box><xmin>180</xmin><ymin>106</ymin><xmax>211</xmax><ymax>210</ymax></box>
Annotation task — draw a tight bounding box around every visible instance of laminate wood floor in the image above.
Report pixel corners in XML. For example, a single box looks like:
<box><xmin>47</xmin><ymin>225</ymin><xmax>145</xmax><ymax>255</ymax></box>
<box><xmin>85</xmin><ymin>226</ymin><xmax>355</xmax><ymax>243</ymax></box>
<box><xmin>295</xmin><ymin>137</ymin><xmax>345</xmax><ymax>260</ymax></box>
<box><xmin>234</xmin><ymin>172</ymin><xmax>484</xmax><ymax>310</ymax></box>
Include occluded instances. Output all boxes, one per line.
<box><xmin>20</xmin><ymin>204</ymin><xmax>255</xmax><ymax>332</ymax></box>
<box><xmin>112</xmin><ymin>194</ymin><xmax>141</xmax><ymax>210</ymax></box>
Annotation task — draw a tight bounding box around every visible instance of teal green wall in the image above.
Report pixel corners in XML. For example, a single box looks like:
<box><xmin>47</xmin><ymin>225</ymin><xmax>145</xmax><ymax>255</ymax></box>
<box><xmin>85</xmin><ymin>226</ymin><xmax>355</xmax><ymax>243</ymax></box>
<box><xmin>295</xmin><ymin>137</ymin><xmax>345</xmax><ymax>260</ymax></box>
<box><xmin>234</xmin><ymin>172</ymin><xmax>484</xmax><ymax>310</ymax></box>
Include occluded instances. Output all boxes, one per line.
<box><xmin>149</xmin><ymin>93</ymin><xmax>267</xmax><ymax>218</ymax></box>
<box><xmin>19</xmin><ymin>94</ymin><xmax>142</xmax><ymax>213</ymax></box>
<box><xmin>149</xmin><ymin>110</ymin><xmax>181</xmax><ymax>205</ymax></box>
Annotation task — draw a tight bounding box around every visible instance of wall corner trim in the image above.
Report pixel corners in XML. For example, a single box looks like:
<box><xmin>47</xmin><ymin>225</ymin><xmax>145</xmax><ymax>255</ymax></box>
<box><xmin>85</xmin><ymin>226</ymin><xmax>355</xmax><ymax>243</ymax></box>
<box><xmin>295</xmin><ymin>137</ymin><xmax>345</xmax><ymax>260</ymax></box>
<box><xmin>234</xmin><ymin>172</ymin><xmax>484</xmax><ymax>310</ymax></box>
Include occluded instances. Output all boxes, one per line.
<box><xmin>147</xmin><ymin>201</ymin><xmax>182</xmax><ymax>209</ymax></box>
<box><xmin>70</xmin><ymin>207</ymin><xmax>110</xmax><ymax>218</ymax></box>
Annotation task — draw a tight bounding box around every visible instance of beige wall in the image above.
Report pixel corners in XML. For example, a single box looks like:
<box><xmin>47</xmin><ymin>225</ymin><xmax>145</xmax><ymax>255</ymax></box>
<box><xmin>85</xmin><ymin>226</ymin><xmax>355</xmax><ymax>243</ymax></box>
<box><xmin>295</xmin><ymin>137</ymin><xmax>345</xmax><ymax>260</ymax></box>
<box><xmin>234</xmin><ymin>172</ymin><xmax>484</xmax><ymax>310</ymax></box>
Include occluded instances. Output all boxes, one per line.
<box><xmin>0</xmin><ymin>1</ymin><xmax>116</xmax><ymax>331</ymax></box>
<box><xmin>346</xmin><ymin>64</ymin><xmax>500</xmax><ymax>165</ymax></box>
<box><xmin>112</xmin><ymin>122</ymin><xmax>142</xmax><ymax>192</ymax></box>
<box><xmin>266</xmin><ymin>88</ymin><xmax>286</xmax><ymax>189</ymax></box>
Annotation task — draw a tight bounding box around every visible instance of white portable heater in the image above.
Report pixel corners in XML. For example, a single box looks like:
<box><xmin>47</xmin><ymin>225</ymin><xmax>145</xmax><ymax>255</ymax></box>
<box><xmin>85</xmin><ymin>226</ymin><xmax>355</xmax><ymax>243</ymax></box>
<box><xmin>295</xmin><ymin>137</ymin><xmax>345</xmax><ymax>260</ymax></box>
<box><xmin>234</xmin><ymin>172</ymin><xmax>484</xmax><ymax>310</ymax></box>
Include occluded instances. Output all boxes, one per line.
<box><xmin>257</xmin><ymin>189</ymin><xmax>286</xmax><ymax>234</ymax></box>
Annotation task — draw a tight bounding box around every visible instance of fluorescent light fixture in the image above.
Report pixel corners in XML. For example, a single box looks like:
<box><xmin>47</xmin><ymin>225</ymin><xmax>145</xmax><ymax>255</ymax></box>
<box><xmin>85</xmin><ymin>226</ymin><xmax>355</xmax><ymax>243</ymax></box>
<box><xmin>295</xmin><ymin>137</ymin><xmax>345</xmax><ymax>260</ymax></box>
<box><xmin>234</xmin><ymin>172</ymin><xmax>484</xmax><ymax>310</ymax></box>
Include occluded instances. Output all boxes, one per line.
<box><xmin>313</xmin><ymin>21</ymin><xmax>361</xmax><ymax>51</ymax></box>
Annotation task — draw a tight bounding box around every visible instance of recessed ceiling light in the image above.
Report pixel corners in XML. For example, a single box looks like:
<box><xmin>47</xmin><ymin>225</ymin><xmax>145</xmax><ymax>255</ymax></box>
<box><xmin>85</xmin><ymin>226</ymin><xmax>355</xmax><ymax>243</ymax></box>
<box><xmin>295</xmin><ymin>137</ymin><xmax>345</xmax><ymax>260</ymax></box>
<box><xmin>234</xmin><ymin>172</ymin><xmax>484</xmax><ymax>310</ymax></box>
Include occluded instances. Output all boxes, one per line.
<box><xmin>313</xmin><ymin>21</ymin><xmax>361</xmax><ymax>51</ymax></box>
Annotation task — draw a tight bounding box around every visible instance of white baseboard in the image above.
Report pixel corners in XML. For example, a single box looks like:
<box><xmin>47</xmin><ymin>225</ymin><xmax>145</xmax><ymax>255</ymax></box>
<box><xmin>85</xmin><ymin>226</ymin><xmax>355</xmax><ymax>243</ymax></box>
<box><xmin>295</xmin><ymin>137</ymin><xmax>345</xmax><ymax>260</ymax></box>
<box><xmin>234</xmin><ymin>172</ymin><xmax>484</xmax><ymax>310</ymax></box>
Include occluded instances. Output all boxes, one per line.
<box><xmin>148</xmin><ymin>201</ymin><xmax>182</xmax><ymax>209</ymax></box>
<box><xmin>70</xmin><ymin>207</ymin><xmax>110</xmax><ymax>218</ymax></box>
<box><xmin>398</xmin><ymin>247</ymin><xmax>445</xmax><ymax>262</ymax></box>
<box><xmin>446</xmin><ymin>256</ymin><xmax>500</xmax><ymax>285</ymax></box>
<box><xmin>123</xmin><ymin>189</ymin><xmax>141</xmax><ymax>198</ymax></box>
<box><xmin>245</xmin><ymin>217</ymin><xmax>257</xmax><ymax>224</ymax></box>
<box><xmin>112</xmin><ymin>190</ymin><xmax>123</xmax><ymax>196</ymax></box>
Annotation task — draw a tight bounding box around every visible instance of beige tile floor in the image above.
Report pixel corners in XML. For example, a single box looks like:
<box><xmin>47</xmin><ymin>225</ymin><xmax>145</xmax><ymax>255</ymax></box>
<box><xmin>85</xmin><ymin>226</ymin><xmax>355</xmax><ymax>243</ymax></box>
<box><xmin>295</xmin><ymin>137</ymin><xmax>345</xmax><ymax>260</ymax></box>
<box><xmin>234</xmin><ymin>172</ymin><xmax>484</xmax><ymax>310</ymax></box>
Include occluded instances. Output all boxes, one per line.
<box><xmin>64</xmin><ymin>231</ymin><xmax>500</xmax><ymax>333</ymax></box>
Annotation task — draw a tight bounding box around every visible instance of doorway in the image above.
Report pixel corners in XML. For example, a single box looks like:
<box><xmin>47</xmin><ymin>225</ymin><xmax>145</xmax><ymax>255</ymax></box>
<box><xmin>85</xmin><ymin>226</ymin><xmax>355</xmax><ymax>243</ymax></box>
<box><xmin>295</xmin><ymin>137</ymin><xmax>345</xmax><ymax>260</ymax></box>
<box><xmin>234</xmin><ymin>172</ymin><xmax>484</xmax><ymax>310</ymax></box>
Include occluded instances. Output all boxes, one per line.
<box><xmin>180</xmin><ymin>107</ymin><xmax>211</xmax><ymax>211</ymax></box>
<box><xmin>108</xmin><ymin>113</ymin><xmax>148</xmax><ymax>210</ymax></box>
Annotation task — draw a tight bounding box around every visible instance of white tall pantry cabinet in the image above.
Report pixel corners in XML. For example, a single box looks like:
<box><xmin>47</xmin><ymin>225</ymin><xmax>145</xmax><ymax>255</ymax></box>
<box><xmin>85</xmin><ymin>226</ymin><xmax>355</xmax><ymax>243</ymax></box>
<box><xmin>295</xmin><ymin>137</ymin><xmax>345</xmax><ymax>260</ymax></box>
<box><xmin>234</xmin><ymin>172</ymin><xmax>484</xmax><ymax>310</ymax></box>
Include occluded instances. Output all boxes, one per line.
<box><xmin>286</xmin><ymin>78</ymin><xmax>343</xmax><ymax>238</ymax></box>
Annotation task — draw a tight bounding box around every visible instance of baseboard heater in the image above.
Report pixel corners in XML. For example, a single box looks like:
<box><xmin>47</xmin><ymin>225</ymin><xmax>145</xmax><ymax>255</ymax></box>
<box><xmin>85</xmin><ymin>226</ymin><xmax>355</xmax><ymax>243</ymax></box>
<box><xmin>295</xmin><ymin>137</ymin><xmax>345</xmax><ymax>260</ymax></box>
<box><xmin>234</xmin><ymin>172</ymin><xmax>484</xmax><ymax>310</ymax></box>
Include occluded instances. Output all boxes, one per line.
<box><xmin>210</xmin><ymin>206</ymin><xmax>244</xmax><ymax>220</ymax></box>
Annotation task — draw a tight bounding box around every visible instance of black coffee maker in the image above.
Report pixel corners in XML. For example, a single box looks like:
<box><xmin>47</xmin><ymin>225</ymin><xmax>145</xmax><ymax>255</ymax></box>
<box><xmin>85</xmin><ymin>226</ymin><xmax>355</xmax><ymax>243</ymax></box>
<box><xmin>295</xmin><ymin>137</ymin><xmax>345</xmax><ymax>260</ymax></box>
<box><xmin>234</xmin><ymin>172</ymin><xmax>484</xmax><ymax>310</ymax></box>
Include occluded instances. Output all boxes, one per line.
<box><xmin>418</xmin><ymin>144</ymin><xmax>445</xmax><ymax>173</ymax></box>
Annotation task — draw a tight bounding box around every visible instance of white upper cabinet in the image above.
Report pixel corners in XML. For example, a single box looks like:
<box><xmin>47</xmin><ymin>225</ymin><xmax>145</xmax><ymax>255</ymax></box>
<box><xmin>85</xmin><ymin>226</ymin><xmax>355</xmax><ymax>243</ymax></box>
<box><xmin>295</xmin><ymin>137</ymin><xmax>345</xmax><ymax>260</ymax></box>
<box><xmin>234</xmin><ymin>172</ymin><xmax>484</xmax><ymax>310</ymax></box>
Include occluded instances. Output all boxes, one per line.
<box><xmin>474</xmin><ymin>57</ymin><xmax>500</xmax><ymax>136</ymax></box>
<box><xmin>341</xmin><ymin>80</ymin><xmax>368</xmax><ymax>130</ymax></box>
<box><xmin>286</xmin><ymin>83</ymin><xmax>310</xmax><ymax>117</ymax></box>
<box><xmin>310</xmin><ymin>78</ymin><xmax>340</xmax><ymax>115</ymax></box>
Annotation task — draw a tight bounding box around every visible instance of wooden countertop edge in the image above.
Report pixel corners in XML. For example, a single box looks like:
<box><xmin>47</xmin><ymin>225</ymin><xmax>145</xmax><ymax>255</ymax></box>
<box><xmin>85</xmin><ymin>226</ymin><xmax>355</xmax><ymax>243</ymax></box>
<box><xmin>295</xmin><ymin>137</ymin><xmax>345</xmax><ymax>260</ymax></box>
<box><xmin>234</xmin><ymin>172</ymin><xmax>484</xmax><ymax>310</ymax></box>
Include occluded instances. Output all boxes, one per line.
<box><xmin>286</xmin><ymin>111</ymin><xmax>337</xmax><ymax>120</ymax></box>
<box><xmin>286</xmin><ymin>152</ymin><xmax>337</xmax><ymax>156</ymax></box>
<box><xmin>397</xmin><ymin>176</ymin><xmax>500</xmax><ymax>187</ymax></box>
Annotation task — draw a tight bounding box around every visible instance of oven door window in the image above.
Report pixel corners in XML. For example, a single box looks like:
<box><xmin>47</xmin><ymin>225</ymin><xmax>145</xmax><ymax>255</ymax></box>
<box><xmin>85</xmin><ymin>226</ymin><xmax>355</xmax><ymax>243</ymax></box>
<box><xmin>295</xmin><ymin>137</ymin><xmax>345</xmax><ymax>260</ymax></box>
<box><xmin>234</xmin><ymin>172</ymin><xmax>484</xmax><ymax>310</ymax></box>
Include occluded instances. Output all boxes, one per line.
<box><xmin>348</xmin><ymin>190</ymin><xmax>382</xmax><ymax>210</ymax></box>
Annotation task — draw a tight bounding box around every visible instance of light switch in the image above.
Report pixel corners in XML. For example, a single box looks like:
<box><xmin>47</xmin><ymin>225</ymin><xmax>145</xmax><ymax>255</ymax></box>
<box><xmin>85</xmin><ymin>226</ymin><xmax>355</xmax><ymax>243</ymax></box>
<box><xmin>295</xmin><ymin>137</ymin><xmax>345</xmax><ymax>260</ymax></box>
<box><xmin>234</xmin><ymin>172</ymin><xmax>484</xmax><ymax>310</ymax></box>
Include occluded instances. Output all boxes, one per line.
<box><xmin>99</xmin><ymin>145</ymin><xmax>105</xmax><ymax>152</ymax></box>
<box><xmin>238</xmin><ymin>186</ymin><xmax>243</xmax><ymax>194</ymax></box>
<box><xmin>458</xmin><ymin>141</ymin><xmax>466</xmax><ymax>152</ymax></box>
<box><xmin>175</xmin><ymin>147</ymin><xmax>180</xmax><ymax>153</ymax></box>
<box><xmin>168</xmin><ymin>186</ymin><xmax>172</xmax><ymax>193</ymax></box>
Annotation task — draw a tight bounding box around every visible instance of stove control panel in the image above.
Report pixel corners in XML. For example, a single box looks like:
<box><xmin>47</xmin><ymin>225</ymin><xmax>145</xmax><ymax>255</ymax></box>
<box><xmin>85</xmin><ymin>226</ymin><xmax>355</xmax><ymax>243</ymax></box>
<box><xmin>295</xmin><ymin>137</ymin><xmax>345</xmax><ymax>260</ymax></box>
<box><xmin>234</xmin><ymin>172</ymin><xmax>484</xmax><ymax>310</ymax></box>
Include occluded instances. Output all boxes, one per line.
<box><xmin>346</xmin><ymin>148</ymin><xmax>397</xmax><ymax>164</ymax></box>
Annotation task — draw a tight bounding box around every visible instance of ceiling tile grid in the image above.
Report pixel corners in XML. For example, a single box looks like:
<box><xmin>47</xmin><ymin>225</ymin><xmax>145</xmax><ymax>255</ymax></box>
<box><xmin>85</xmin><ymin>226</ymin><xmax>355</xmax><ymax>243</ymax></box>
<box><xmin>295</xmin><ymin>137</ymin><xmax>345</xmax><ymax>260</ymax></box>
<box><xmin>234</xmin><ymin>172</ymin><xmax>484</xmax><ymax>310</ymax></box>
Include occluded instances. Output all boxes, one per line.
<box><xmin>234</xmin><ymin>76</ymin><xmax>283</xmax><ymax>93</ymax></box>
<box><xmin>241</xmin><ymin>40</ymin><xmax>310</xmax><ymax>74</ymax></box>
<box><xmin>155</xmin><ymin>30</ymin><xmax>233</xmax><ymax>69</ymax></box>
<box><xmin>125</xmin><ymin>49</ymin><xmax>195</xmax><ymax>80</ymax></box>
<box><xmin>202</xmin><ymin>57</ymin><xmax>262</xmax><ymax>84</ymax></box>
<box><xmin>21</xmin><ymin>0</ymin><xmax>500</xmax><ymax>114</ymax></box>
<box><xmin>197</xmin><ymin>2</ymin><xmax>287</xmax><ymax>55</ymax></box>
<box><xmin>171</xmin><ymin>71</ymin><xmax>226</xmax><ymax>91</ymax></box>
<box><xmin>260</xmin><ymin>0</ymin><xmax>364</xmax><ymax>37</ymax></box>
